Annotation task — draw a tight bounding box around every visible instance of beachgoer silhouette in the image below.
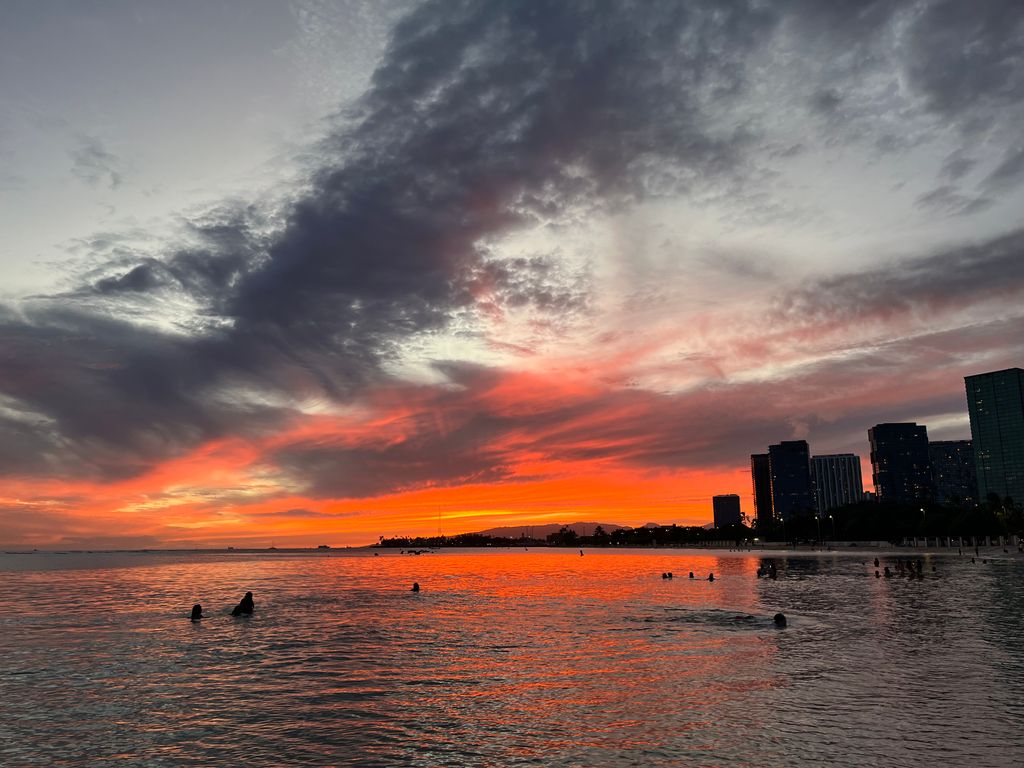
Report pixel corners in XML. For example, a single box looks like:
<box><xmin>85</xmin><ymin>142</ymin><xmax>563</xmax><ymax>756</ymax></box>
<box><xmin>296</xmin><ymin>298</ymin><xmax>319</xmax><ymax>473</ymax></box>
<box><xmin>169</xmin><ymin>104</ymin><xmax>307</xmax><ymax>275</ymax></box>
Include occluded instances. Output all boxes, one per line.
<box><xmin>773</xmin><ymin>612</ymin><xmax>787</xmax><ymax>628</ymax></box>
<box><xmin>190</xmin><ymin>604</ymin><xmax>203</xmax><ymax>622</ymax></box>
<box><xmin>231</xmin><ymin>591</ymin><xmax>254</xmax><ymax>616</ymax></box>
<box><xmin>580</xmin><ymin>550</ymin><xmax>584</xmax><ymax>556</ymax></box>
<box><xmin>411</xmin><ymin>582</ymin><xmax>420</xmax><ymax>592</ymax></box>
<box><xmin>708</xmin><ymin>572</ymin><xmax>715</xmax><ymax>582</ymax></box>
<box><xmin>667</xmin><ymin>572</ymin><xmax>673</xmax><ymax>579</ymax></box>
<box><xmin>874</xmin><ymin>570</ymin><xmax>880</xmax><ymax>578</ymax></box>
<box><xmin>884</xmin><ymin>567</ymin><xmax>893</xmax><ymax>577</ymax></box>
<box><xmin>874</xmin><ymin>558</ymin><xmax>879</xmax><ymax>567</ymax></box>
<box><xmin>688</xmin><ymin>571</ymin><xmax>694</xmax><ymax>579</ymax></box>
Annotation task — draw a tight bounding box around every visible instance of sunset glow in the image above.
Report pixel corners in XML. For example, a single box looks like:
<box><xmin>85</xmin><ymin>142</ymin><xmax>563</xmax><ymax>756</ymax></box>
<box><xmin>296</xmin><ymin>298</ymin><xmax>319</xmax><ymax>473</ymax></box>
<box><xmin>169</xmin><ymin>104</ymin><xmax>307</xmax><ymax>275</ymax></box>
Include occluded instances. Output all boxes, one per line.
<box><xmin>3</xmin><ymin>1</ymin><xmax>1024</xmax><ymax>548</ymax></box>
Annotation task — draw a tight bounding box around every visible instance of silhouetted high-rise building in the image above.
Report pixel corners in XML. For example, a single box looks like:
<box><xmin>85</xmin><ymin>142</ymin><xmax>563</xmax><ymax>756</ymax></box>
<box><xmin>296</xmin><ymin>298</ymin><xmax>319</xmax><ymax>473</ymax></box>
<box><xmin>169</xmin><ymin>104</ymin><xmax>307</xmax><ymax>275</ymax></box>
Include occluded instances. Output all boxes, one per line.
<box><xmin>750</xmin><ymin>453</ymin><xmax>772</xmax><ymax>525</ymax></box>
<box><xmin>868</xmin><ymin>423</ymin><xmax>932</xmax><ymax>503</ymax></box>
<box><xmin>768</xmin><ymin>440</ymin><xmax>813</xmax><ymax>521</ymax></box>
<box><xmin>965</xmin><ymin>368</ymin><xmax>1024</xmax><ymax>505</ymax></box>
<box><xmin>811</xmin><ymin>454</ymin><xmax>864</xmax><ymax>513</ymax></box>
<box><xmin>929</xmin><ymin>440</ymin><xmax>977</xmax><ymax>504</ymax></box>
<box><xmin>712</xmin><ymin>494</ymin><xmax>742</xmax><ymax>528</ymax></box>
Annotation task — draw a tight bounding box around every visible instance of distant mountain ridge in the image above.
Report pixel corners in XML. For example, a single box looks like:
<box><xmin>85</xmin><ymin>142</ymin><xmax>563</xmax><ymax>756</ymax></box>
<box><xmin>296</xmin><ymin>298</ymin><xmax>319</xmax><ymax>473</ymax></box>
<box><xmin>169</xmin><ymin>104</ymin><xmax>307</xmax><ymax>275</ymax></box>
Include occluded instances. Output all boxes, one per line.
<box><xmin>473</xmin><ymin>522</ymin><xmax>627</xmax><ymax>539</ymax></box>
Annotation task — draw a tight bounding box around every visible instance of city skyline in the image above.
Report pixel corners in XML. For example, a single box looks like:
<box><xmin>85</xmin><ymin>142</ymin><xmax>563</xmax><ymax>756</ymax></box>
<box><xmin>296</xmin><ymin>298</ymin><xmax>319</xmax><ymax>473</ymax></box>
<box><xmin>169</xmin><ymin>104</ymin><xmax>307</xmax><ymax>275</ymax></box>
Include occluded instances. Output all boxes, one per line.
<box><xmin>4</xmin><ymin>2</ymin><xmax>1024</xmax><ymax>548</ymax></box>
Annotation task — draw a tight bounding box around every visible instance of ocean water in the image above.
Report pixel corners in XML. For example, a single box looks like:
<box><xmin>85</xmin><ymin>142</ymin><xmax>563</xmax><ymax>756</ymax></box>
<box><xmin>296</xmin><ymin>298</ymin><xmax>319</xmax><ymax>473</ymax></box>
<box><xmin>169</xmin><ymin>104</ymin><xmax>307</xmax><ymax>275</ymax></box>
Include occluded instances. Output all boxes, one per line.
<box><xmin>0</xmin><ymin>548</ymin><xmax>1022</xmax><ymax>767</ymax></box>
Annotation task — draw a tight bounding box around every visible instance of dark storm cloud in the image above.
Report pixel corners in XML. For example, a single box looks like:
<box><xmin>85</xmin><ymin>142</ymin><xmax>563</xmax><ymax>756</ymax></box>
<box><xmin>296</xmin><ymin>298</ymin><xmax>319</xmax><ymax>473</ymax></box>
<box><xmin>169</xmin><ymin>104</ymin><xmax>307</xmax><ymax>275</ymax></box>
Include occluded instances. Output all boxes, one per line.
<box><xmin>4</xmin><ymin>0</ymin><xmax>1024</xmax><ymax>494</ymax></box>
<box><xmin>778</xmin><ymin>227</ymin><xmax>1024</xmax><ymax>325</ymax></box>
<box><xmin>1</xmin><ymin>0</ymin><xmax>783</xmax><ymax>480</ymax></box>
<box><xmin>903</xmin><ymin>0</ymin><xmax>1024</xmax><ymax>121</ymax></box>
<box><xmin>69</xmin><ymin>134</ymin><xmax>123</xmax><ymax>189</ymax></box>
<box><xmin>809</xmin><ymin>88</ymin><xmax>843</xmax><ymax>115</ymax></box>
<box><xmin>0</xmin><ymin>305</ymin><xmax>289</xmax><ymax>479</ymax></box>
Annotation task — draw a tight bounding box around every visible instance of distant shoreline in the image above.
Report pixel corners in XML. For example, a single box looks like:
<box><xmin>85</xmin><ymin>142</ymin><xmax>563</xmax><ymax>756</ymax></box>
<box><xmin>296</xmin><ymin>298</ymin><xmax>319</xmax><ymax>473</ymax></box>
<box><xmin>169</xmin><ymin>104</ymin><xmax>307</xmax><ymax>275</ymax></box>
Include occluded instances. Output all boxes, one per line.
<box><xmin>3</xmin><ymin>540</ymin><xmax>1018</xmax><ymax>556</ymax></box>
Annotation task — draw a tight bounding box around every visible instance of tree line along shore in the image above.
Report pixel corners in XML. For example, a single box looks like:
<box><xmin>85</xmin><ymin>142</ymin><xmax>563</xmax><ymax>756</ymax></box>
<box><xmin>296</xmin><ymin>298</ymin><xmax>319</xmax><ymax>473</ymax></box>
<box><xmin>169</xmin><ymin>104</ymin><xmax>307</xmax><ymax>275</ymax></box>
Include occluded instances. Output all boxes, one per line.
<box><xmin>375</xmin><ymin>495</ymin><xmax>1024</xmax><ymax>550</ymax></box>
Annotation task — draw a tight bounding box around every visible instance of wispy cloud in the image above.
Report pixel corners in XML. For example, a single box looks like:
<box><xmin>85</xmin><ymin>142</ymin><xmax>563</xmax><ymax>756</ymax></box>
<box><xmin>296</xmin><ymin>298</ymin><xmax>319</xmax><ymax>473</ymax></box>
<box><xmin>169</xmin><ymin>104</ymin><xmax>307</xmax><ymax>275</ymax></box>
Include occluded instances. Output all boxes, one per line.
<box><xmin>69</xmin><ymin>134</ymin><xmax>123</xmax><ymax>189</ymax></box>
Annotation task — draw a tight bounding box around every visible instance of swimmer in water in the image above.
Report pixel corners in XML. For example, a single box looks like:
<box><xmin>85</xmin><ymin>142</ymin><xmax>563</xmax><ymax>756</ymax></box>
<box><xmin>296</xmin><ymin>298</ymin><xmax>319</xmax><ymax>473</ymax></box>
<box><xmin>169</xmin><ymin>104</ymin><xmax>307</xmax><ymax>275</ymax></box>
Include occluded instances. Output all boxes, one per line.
<box><xmin>190</xmin><ymin>604</ymin><xmax>203</xmax><ymax>622</ymax></box>
<box><xmin>231</xmin><ymin>591</ymin><xmax>254</xmax><ymax>616</ymax></box>
<box><xmin>411</xmin><ymin>582</ymin><xmax>420</xmax><ymax>592</ymax></box>
<box><xmin>708</xmin><ymin>572</ymin><xmax>715</xmax><ymax>582</ymax></box>
<box><xmin>689</xmin><ymin>571</ymin><xmax>694</xmax><ymax>579</ymax></box>
<box><xmin>773</xmin><ymin>613</ymin><xmax>787</xmax><ymax>628</ymax></box>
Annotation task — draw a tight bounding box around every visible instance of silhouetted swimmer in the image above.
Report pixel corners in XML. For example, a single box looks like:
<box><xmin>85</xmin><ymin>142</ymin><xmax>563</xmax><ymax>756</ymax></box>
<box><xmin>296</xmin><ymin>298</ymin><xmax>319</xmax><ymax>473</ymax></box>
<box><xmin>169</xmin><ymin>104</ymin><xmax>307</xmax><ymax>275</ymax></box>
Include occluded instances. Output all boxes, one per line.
<box><xmin>580</xmin><ymin>550</ymin><xmax>584</xmax><ymax>557</ymax></box>
<box><xmin>231</xmin><ymin>591</ymin><xmax>254</xmax><ymax>616</ymax></box>
<box><xmin>688</xmin><ymin>571</ymin><xmax>694</xmax><ymax>579</ymax></box>
<box><xmin>874</xmin><ymin>557</ymin><xmax>880</xmax><ymax>568</ymax></box>
<box><xmin>971</xmin><ymin>557</ymin><xmax>976</xmax><ymax>563</ymax></box>
<box><xmin>411</xmin><ymin>582</ymin><xmax>420</xmax><ymax>592</ymax></box>
<box><xmin>884</xmin><ymin>567</ymin><xmax>893</xmax><ymax>577</ymax></box>
<box><xmin>661</xmin><ymin>572</ymin><xmax>668</xmax><ymax>579</ymax></box>
<box><xmin>707</xmin><ymin>572</ymin><xmax>715</xmax><ymax>582</ymax></box>
<box><xmin>773</xmin><ymin>612</ymin><xmax>787</xmax><ymax>628</ymax></box>
<box><xmin>874</xmin><ymin>570</ymin><xmax>880</xmax><ymax>578</ymax></box>
<box><xmin>190</xmin><ymin>604</ymin><xmax>203</xmax><ymax>622</ymax></box>
<box><xmin>667</xmin><ymin>572</ymin><xmax>673</xmax><ymax>579</ymax></box>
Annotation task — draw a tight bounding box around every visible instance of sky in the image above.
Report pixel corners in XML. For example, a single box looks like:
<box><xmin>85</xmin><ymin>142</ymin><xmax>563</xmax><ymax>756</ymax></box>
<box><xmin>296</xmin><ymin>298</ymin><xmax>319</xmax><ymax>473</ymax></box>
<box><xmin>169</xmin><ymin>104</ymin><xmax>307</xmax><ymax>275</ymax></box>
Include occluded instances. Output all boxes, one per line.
<box><xmin>2</xmin><ymin>0</ymin><xmax>1024</xmax><ymax>548</ymax></box>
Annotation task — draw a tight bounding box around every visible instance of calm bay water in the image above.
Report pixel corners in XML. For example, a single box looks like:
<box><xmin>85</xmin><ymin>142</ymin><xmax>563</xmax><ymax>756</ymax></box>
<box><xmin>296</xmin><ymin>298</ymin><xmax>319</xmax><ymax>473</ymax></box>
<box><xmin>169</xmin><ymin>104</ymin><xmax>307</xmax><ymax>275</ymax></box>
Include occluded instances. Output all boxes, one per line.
<box><xmin>0</xmin><ymin>548</ymin><xmax>1022</xmax><ymax>767</ymax></box>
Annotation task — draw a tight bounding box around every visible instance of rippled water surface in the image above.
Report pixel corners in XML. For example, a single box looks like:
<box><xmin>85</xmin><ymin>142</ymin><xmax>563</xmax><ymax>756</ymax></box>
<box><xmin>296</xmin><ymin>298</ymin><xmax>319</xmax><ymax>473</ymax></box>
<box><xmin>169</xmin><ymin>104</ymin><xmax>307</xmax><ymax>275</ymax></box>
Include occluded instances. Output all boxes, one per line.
<box><xmin>1</xmin><ymin>548</ymin><xmax>1022</xmax><ymax>767</ymax></box>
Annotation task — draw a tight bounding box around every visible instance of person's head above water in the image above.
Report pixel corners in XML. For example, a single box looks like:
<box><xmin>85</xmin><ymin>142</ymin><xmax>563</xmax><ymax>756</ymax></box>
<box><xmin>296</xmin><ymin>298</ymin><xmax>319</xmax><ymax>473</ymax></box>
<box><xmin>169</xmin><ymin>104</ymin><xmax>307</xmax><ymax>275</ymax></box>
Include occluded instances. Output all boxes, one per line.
<box><xmin>773</xmin><ymin>613</ymin><xmax>787</xmax><ymax>628</ymax></box>
<box><xmin>190</xmin><ymin>604</ymin><xmax>203</xmax><ymax>621</ymax></box>
<box><xmin>411</xmin><ymin>582</ymin><xmax>420</xmax><ymax>592</ymax></box>
<box><xmin>231</xmin><ymin>591</ymin><xmax>255</xmax><ymax>616</ymax></box>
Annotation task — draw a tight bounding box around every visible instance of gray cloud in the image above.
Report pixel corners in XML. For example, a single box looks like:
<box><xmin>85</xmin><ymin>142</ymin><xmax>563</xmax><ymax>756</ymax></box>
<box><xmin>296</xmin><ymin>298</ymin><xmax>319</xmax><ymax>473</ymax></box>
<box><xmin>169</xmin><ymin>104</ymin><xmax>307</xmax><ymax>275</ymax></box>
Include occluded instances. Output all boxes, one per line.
<box><xmin>4</xmin><ymin>0</ymin><xmax>1024</xmax><ymax>501</ymax></box>
<box><xmin>777</xmin><ymin>227</ymin><xmax>1024</xmax><ymax>327</ymax></box>
<box><xmin>1</xmin><ymin>0</ymin><xmax>784</xmax><ymax>481</ymax></box>
<box><xmin>809</xmin><ymin>88</ymin><xmax>843</xmax><ymax>115</ymax></box>
<box><xmin>939</xmin><ymin>150</ymin><xmax>977</xmax><ymax>181</ymax></box>
<box><xmin>914</xmin><ymin>185</ymin><xmax>993</xmax><ymax>217</ymax></box>
<box><xmin>982</xmin><ymin>144</ymin><xmax>1024</xmax><ymax>192</ymax></box>
<box><xmin>903</xmin><ymin>0</ymin><xmax>1024</xmax><ymax>122</ymax></box>
<box><xmin>69</xmin><ymin>134</ymin><xmax>123</xmax><ymax>189</ymax></box>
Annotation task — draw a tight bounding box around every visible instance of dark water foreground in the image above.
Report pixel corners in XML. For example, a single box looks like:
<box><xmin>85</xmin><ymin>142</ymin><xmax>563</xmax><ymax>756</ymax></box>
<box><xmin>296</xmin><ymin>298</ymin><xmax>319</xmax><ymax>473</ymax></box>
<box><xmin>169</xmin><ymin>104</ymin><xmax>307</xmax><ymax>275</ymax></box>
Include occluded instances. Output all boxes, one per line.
<box><xmin>0</xmin><ymin>549</ymin><xmax>1021</xmax><ymax>767</ymax></box>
